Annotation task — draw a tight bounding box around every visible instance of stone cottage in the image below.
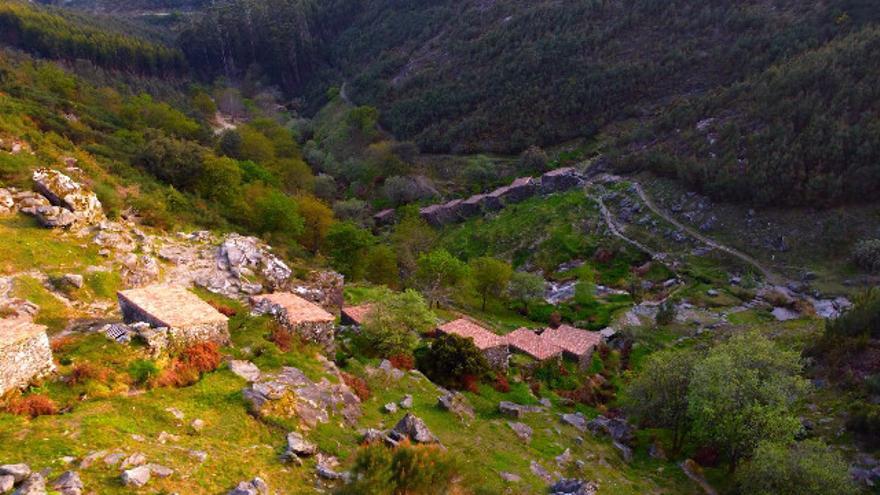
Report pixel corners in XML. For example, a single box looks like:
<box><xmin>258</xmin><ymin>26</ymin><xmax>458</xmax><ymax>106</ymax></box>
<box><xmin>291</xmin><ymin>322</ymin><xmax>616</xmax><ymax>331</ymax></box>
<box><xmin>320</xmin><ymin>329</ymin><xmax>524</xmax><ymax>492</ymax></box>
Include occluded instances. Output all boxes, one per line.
<box><xmin>436</xmin><ymin>318</ymin><xmax>509</xmax><ymax>370</ymax></box>
<box><xmin>541</xmin><ymin>324</ymin><xmax>603</xmax><ymax>369</ymax></box>
<box><xmin>460</xmin><ymin>194</ymin><xmax>487</xmax><ymax>218</ymax></box>
<box><xmin>504</xmin><ymin>328</ymin><xmax>562</xmax><ymax>362</ymax></box>
<box><xmin>500</xmin><ymin>177</ymin><xmax>538</xmax><ymax>204</ymax></box>
<box><xmin>251</xmin><ymin>292</ymin><xmax>336</xmax><ymax>346</ymax></box>
<box><xmin>373</xmin><ymin>208</ymin><xmax>396</xmax><ymax>227</ymax></box>
<box><xmin>341</xmin><ymin>303</ymin><xmax>374</xmax><ymax>327</ymax></box>
<box><xmin>0</xmin><ymin>319</ymin><xmax>55</xmax><ymax>395</ymax></box>
<box><xmin>117</xmin><ymin>285</ymin><xmax>230</xmax><ymax>348</ymax></box>
<box><xmin>540</xmin><ymin>167</ymin><xmax>582</xmax><ymax>194</ymax></box>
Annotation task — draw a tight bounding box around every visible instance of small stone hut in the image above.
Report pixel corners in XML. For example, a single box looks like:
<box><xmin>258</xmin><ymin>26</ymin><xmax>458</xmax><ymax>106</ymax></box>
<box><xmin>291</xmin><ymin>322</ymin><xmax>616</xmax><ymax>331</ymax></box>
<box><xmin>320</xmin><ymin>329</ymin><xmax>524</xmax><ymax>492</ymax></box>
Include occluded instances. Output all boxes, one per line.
<box><xmin>117</xmin><ymin>285</ymin><xmax>230</xmax><ymax>347</ymax></box>
<box><xmin>373</xmin><ymin>209</ymin><xmax>396</xmax><ymax>227</ymax></box>
<box><xmin>251</xmin><ymin>292</ymin><xmax>336</xmax><ymax>346</ymax></box>
<box><xmin>436</xmin><ymin>318</ymin><xmax>509</xmax><ymax>370</ymax></box>
<box><xmin>460</xmin><ymin>194</ymin><xmax>486</xmax><ymax>218</ymax></box>
<box><xmin>504</xmin><ymin>328</ymin><xmax>562</xmax><ymax>362</ymax></box>
<box><xmin>541</xmin><ymin>324</ymin><xmax>603</xmax><ymax>368</ymax></box>
<box><xmin>540</xmin><ymin>167</ymin><xmax>581</xmax><ymax>194</ymax></box>
<box><xmin>500</xmin><ymin>177</ymin><xmax>538</xmax><ymax>204</ymax></box>
<box><xmin>0</xmin><ymin>319</ymin><xmax>55</xmax><ymax>395</ymax></box>
<box><xmin>341</xmin><ymin>303</ymin><xmax>374</xmax><ymax>327</ymax></box>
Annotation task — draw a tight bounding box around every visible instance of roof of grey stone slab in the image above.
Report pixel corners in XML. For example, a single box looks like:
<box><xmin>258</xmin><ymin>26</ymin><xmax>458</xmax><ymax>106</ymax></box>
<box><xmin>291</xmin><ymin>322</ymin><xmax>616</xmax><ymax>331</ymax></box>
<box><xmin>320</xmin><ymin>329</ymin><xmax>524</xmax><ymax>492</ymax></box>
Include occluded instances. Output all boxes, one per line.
<box><xmin>118</xmin><ymin>285</ymin><xmax>228</xmax><ymax>328</ymax></box>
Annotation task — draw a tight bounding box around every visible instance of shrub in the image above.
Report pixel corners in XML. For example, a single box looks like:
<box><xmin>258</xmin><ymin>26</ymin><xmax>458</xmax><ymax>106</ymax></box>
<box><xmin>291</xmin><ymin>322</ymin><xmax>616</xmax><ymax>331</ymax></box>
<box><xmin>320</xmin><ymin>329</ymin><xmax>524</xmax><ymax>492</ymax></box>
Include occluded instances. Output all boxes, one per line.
<box><xmin>737</xmin><ymin>440</ymin><xmax>857</xmax><ymax>495</ymax></box>
<box><xmin>417</xmin><ymin>333</ymin><xmax>489</xmax><ymax>390</ymax></box>
<box><xmin>50</xmin><ymin>335</ymin><xmax>76</xmax><ymax>353</ymax></box>
<box><xmin>846</xmin><ymin>402</ymin><xmax>880</xmax><ymax>448</ymax></box>
<box><xmin>155</xmin><ymin>360</ymin><xmax>201</xmax><ymax>388</ymax></box>
<box><xmin>68</xmin><ymin>362</ymin><xmax>111</xmax><ymax>386</ymax></box>
<box><xmin>388</xmin><ymin>354</ymin><xmax>414</xmax><ymax>371</ymax></box>
<box><xmin>359</xmin><ymin>289</ymin><xmax>435</xmax><ymax>358</ymax></box>
<box><xmin>341</xmin><ymin>372</ymin><xmax>371</xmax><ymax>401</ymax></box>
<box><xmin>338</xmin><ymin>442</ymin><xmax>461</xmax><ymax>495</ymax></box>
<box><xmin>853</xmin><ymin>239</ymin><xmax>880</xmax><ymax>273</ymax></box>
<box><xmin>207</xmin><ymin>300</ymin><xmax>237</xmax><ymax>317</ymax></box>
<box><xmin>492</xmin><ymin>373</ymin><xmax>510</xmax><ymax>393</ymax></box>
<box><xmin>7</xmin><ymin>394</ymin><xmax>58</xmax><ymax>418</ymax></box>
<box><xmin>180</xmin><ymin>342</ymin><xmax>222</xmax><ymax>373</ymax></box>
<box><xmin>128</xmin><ymin>359</ymin><xmax>159</xmax><ymax>386</ymax></box>
<box><xmin>655</xmin><ymin>300</ymin><xmax>676</xmax><ymax>326</ymax></box>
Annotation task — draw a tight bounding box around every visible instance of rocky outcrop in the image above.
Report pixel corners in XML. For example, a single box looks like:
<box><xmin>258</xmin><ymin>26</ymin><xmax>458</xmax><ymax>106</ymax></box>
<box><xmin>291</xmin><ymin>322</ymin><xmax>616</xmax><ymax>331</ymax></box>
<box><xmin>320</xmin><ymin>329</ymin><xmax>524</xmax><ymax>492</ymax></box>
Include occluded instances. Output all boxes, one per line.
<box><xmin>33</xmin><ymin>205</ymin><xmax>76</xmax><ymax>228</ymax></box>
<box><xmin>283</xmin><ymin>431</ymin><xmax>317</xmax><ymax>460</ymax></box>
<box><xmin>227</xmin><ymin>477</ymin><xmax>268</xmax><ymax>495</ymax></box>
<box><xmin>437</xmin><ymin>391</ymin><xmax>474</xmax><ymax>420</ymax></box>
<box><xmin>243</xmin><ymin>366</ymin><xmax>361</xmax><ymax>429</ymax></box>
<box><xmin>121</xmin><ymin>466</ymin><xmax>151</xmax><ymax>488</ymax></box>
<box><xmin>229</xmin><ymin>360</ymin><xmax>261</xmax><ymax>382</ymax></box>
<box><xmin>291</xmin><ymin>270</ymin><xmax>344</xmax><ymax>314</ymax></box>
<box><xmin>218</xmin><ymin>234</ymin><xmax>292</xmax><ymax>291</ymax></box>
<box><xmin>0</xmin><ymin>320</ymin><xmax>55</xmax><ymax>395</ymax></box>
<box><xmin>31</xmin><ymin>169</ymin><xmax>104</xmax><ymax>226</ymax></box>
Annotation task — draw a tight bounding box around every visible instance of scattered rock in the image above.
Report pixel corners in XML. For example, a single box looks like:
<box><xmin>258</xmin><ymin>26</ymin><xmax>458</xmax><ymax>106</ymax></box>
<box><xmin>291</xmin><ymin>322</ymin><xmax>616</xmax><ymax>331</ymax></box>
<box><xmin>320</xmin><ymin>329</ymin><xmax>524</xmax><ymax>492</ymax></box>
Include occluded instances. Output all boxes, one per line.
<box><xmin>191</xmin><ymin>418</ymin><xmax>206</xmax><ymax>432</ymax></box>
<box><xmin>188</xmin><ymin>450</ymin><xmax>208</xmax><ymax>463</ymax></box>
<box><xmin>550</xmin><ymin>479</ymin><xmax>599</xmax><ymax>495</ymax></box>
<box><xmin>121</xmin><ymin>466</ymin><xmax>151</xmax><ymax>488</ymax></box>
<box><xmin>384</xmin><ymin>402</ymin><xmax>398</xmax><ymax>413</ymax></box>
<box><xmin>120</xmin><ymin>452</ymin><xmax>147</xmax><ymax>468</ymax></box>
<box><xmin>219</xmin><ymin>234</ymin><xmax>291</xmax><ymax>290</ymax></box>
<box><xmin>507</xmin><ymin>421</ymin><xmax>533</xmax><ymax>442</ymax></box>
<box><xmin>79</xmin><ymin>451</ymin><xmax>106</xmax><ymax>469</ymax></box>
<box><xmin>437</xmin><ymin>392</ymin><xmax>474</xmax><ymax>419</ymax></box>
<box><xmin>389</xmin><ymin>413</ymin><xmax>439</xmax><ymax>444</ymax></box>
<box><xmin>529</xmin><ymin>460</ymin><xmax>552</xmax><ymax>483</ymax></box>
<box><xmin>157</xmin><ymin>431</ymin><xmax>180</xmax><ymax>444</ymax></box>
<box><xmin>0</xmin><ymin>466</ymin><xmax>30</xmax><ymax>484</ymax></box>
<box><xmin>284</xmin><ymin>431</ymin><xmax>317</xmax><ymax>459</ymax></box>
<box><xmin>499</xmin><ymin>401</ymin><xmax>542</xmax><ymax>419</ymax></box>
<box><xmin>560</xmin><ymin>413</ymin><xmax>588</xmax><ymax>432</ymax></box>
<box><xmin>33</xmin><ymin>205</ymin><xmax>76</xmax><ymax>228</ymax></box>
<box><xmin>61</xmin><ymin>274</ymin><xmax>84</xmax><ymax>289</ymax></box>
<box><xmin>32</xmin><ymin>168</ymin><xmax>104</xmax><ymax>225</ymax></box>
<box><xmin>165</xmin><ymin>407</ymin><xmax>185</xmax><ymax>420</ymax></box>
<box><xmin>51</xmin><ymin>471</ymin><xmax>83</xmax><ymax>495</ymax></box>
<box><xmin>12</xmin><ymin>473</ymin><xmax>46</xmax><ymax>495</ymax></box>
<box><xmin>586</xmin><ymin>415</ymin><xmax>635</xmax><ymax>446</ymax></box>
<box><xmin>360</xmin><ymin>429</ymin><xmax>385</xmax><ymax>445</ymax></box>
<box><xmin>555</xmin><ymin>448</ymin><xmax>572</xmax><ymax>466</ymax></box>
<box><xmin>103</xmin><ymin>453</ymin><xmax>124</xmax><ymax>466</ymax></box>
<box><xmin>500</xmin><ymin>472</ymin><xmax>521</xmax><ymax>483</ymax></box>
<box><xmin>227</xmin><ymin>477</ymin><xmax>268</xmax><ymax>495</ymax></box>
<box><xmin>316</xmin><ymin>465</ymin><xmax>346</xmax><ymax>481</ymax></box>
<box><xmin>146</xmin><ymin>464</ymin><xmax>173</xmax><ymax>479</ymax></box>
<box><xmin>229</xmin><ymin>360</ymin><xmax>261</xmax><ymax>382</ymax></box>
<box><xmin>399</xmin><ymin>394</ymin><xmax>413</xmax><ymax>409</ymax></box>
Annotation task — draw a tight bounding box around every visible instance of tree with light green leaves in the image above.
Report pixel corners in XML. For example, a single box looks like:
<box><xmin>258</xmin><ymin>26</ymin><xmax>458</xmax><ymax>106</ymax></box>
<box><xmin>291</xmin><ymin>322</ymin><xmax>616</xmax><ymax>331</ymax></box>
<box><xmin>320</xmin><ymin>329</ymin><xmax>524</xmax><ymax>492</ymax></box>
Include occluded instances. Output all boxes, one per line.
<box><xmin>359</xmin><ymin>289</ymin><xmax>436</xmax><ymax>358</ymax></box>
<box><xmin>469</xmin><ymin>257</ymin><xmax>513</xmax><ymax>311</ymax></box>
<box><xmin>622</xmin><ymin>347</ymin><xmax>700</xmax><ymax>454</ymax></box>
<box><xmin>737</xmin><ymin>440</ymin><xmax>857</xmax><ymax>495</ymax></box>
<box><xmin>415</xmin><ymin>249</ymin><xmax>468</xmax><ymax>308</ymax></box>
<box><xmin>506</xmin><ymin>271</ymin><xmax>545</xmax><ymax>315</ymax></box>
<box><xmin>687</xmin><ymin>331</ymin><xmax>808</xmax><ymax>472</ymax></box>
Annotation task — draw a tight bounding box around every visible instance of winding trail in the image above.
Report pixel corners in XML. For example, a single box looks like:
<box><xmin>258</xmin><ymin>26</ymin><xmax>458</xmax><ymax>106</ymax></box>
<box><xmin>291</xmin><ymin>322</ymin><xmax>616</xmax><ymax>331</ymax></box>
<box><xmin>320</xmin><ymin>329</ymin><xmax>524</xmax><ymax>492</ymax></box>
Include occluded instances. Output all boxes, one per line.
<box><xmin>630</xmin><ymin>182</ymin><xmax>781</xmax><ymax>284</ymax></box>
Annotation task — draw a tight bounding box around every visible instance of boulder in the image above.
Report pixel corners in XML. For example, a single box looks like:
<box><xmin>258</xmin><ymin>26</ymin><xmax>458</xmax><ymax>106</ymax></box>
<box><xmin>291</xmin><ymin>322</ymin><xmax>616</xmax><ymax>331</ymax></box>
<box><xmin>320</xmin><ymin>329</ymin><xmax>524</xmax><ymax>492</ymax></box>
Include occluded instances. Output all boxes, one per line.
<box><xmin>229</xmin><ymin>360</ymin><xmax>261</xmax><ymax>382</ymax></box>
<box><xmin>219</xmin><ymin>234</ymin><xmax>291</xmax><ymax>290</ymax></box>
<box><xmin>51</xmin><ymin>471</ymin><xmax>83</xmax><ymax>495</ymax></box>
<box><xmin>284</xmin><ymin>431</ymin><xmax>317</xmax><ymax>459</ymax></box>
<box><xmin>32</xmin><ymin>169</ymin><xmax>103</xmax><ymax>225</ymax></box>
<box><xmin>384</xmin><ymin>402</ymin><xmax>398</xmax><ymax>413</ymax></box>
<box><xmin>0</xmin><ymin>189</ymin><xmax>14</xmax><ymax>214</ymax></box>
<box><xmin>560</xmin><ymin>413</ymin><xmax>588</xmax><ymax>432</ymax></box>
<box><xmin>550</xmin><ymin>479</ymin><xmax>599</xmax><ymax>495</ymax></box>
<box><xmin>11</xmin><ymin>473</ymin><xmax>46</xmax><ymax>495</ymax></box>
<box><xmin>33</xmin><ymin>205</ymin><xmax>76</xmax><ymax>228</ymax></box>
<box><xmin>0</xmin><ymin>475</ymin><xmax>12</xmax><ymax>494</ymax></box>
<box><xmin>586</xmin><ymin>415</ymin><xmax>634</xmax><ymax>446</ymax></box>
<box><xmin>146</xmin><ymin>464</ymin><xmax>173</xmax><ymax>479</ymax></box>
<box><xmin>316</xmin><ymin>465</ymin><xmax>347</xmax><ymax>481</ymax></box>
<box><xmin>389</xmin><ymin>413</ymin><xmax>439</xmax><ymax>444</ymax></box>
<box><xmin>120</xmin><ymin>452</ymin><xmax>147</xmax><ymax>468</ymax></box>
<box><xmin>500</xmin><ymin>472</ymin><xmax>521</xmax><ymax>483</ymax></box>
<box><xmin>360</xmin><ymin>429</ymin><xmax>386</xmax><ymax>445</ymax></box>
<box><xmin>0</xmin><ymin>465</ymin><xmax>30</xmax><ymax>484</ymax></box>
<box><xmin>499</xmin><ymin>401</ymin><xmax>542</xmax><ymax>418</ymax></box>
<box><xmin>121</xmin><ymin>466</ymin><xmax>151</xmax><ymax>488</ymax></box>
<box><xmin>399</xmin><ymin>394</ymin><xmax>413</xmax><ymax>409</ymax></box>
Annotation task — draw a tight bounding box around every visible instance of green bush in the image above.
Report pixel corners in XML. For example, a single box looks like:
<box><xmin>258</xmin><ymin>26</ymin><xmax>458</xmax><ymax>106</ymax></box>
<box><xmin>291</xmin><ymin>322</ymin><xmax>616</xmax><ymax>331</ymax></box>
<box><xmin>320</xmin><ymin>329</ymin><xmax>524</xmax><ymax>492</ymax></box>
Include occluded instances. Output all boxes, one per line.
<box><xmin>417</xmin><ymin>333</ymin><xmax>489</xmax><ymax>390</ymax></box>
<box><xmin>853</xmin><ymin>239</ymin><xmax>880</xmax><ymax>273</ymax></box>
<box><xmin>128</xmin><ymin>359</ymin><xmax>159</xmax><ymax>386</ymax></box>
<box><xmin>337</xmin><ymin>442</ymin><xmax>461</xmax><ymax>495</ymax></box>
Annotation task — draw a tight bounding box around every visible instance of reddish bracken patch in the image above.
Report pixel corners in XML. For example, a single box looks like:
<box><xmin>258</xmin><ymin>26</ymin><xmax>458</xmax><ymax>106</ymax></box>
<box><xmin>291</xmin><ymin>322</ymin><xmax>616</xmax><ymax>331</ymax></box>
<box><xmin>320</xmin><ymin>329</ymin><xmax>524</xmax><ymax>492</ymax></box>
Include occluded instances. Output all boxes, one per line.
<box><xmin>461</xmin><ymin>374</ymin><xmax>480</xmax><ymax>393</ymax></box>
<box><xmin>208</xmin><ymin>300</ymin><xmax>238</xmax><ymax>317</ymax></box>
<box><xmin>593</xmin><ymin>248</ymin><xmax>614</xmax><ymax>264</ymax></box>
<box><xmin>68</xmin><ymin>362</ymin><xmax>111</xmax><ymax>385</ymax></box>
<box><xmin>155</xmin><ymin>360</ymin><xmax>201</xmax><ymax>388</ymax></box>
<box><xmin>8</xmin><ymin>394</ymin><xmax>58</xmax><ymax>418</ymax></box>
<box><xmin>50</xmin><ymin>335</ymin><xmax>77</xmax><ymax>353</ymax></box>
<box><xmin>341</xmin><ymin>372</ymin><xmax>371</xmax><ymax>401</ymax></box>
<box><xmin>181</xmin><ymin>342</ymin><xmax>222</xmax><ymax>373</ymax></box>
<box><xmin>388</xmin><ymin>354</ymin><xmax>415</xmax><ymax>370</ymax></box>
<box><xmin>269</xmin><ymin>326</ymin><xmax>292</xmax><ymax>352</ymax></box>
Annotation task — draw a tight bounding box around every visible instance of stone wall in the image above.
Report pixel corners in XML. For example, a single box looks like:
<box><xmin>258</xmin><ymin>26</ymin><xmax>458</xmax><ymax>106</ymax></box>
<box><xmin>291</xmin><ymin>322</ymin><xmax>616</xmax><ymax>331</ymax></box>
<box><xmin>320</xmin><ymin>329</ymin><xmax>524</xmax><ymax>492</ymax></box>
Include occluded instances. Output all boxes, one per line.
<box><xmin>0</xmin><ymin>323</ymin><xmax>55</xmax><ymax>395</ymax></box>
<box><xmin>483</xmin><ymin>344</ymin><xmax>510</xmax><ymax>371</ymax></box>
<box><xmin>166</xmin><ymin>321</ymin><xmax>230</xmax><ymax>348</ymax></box>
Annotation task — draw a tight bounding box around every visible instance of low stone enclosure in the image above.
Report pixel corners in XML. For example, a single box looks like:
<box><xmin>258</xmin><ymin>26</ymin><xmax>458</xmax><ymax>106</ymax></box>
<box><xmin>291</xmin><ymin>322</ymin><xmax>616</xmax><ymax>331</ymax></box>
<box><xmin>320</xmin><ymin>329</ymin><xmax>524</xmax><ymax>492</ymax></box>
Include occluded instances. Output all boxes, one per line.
<box><xmin>117</xmin><ymin>285</ymin><xmax>230</xmax><ymax>351</ymax></box>
<box><xmin>0</xmin><ymin>318</ymin><xmax>55</xmax><ymax>395</ymax></box>
<box><xmin>375</xmin><ymin>167</ymin><xmax>582</xmax><ymax>227</ymax></box>
<box><xmin>436</xmin><ymin>318</ymin><xmax>509</xmax><ymax>370</ymax></box>
<box><xmin>251</xmin><ymin>293</ymin><xmax>336</xmax><ymax>347</ymax></box>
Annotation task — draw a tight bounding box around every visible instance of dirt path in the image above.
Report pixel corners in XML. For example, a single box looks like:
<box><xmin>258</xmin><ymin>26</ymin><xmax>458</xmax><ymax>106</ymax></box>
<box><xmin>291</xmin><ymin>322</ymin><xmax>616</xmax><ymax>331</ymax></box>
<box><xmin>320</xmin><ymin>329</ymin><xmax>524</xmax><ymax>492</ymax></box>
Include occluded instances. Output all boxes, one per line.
<box><xmin>630</xmin><ymin>182</ymin><xmax>782</xmax><ymax>284</ymax></box>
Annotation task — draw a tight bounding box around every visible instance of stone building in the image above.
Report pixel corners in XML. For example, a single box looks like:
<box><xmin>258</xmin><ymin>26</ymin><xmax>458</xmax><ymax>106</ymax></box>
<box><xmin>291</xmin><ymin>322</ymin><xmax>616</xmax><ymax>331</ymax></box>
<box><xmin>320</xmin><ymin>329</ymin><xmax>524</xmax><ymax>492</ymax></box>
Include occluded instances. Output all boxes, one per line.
<box><xmin>0</xmin><ymin>319</ymin><xmax>55</xmax><ymax>395</ymax></box>
<box><xmin>541</xmin><ymin>324</ymin><xmax>603</xmax><ymax>368</ymax></box>
<box><xmin>500</xmin><ymin>177</ymin><xmax>538</xmax><ymax>204</ymax></box>
<box><xmin>373</xmin><ymin>208</ymin><xmax>396</xmax><ymax>227</ymax></box>
<box><xmin>540</xmin><ymin>167</ymin><xmax>582</xmax><ymax>194</ymax></box>
<box><xmin>419</xmin><ymin>204</ymin><xmax>455</xmax><ymax>227</ymax></box>
<box><xmin>460</xmin><ymin>194</ymin><xmax>487</xmax><ymax>217</ymax></box>
<box><xmin>251</xmin><ymin>292</ymin><xmax>336</xmax><ymax>346</ymax></box>
<box><xmin>341</xmin><ymin>304</ymin><xmax>374</xmax><ymax>327</ymax></box>
<box><xmin>436</xmin><ymin>318</ymin><xmax>509</xmax><ymax>370</ymax></box>
<box><xmin>504</xmin><ymin>328</ymin><xmax>562</xmax><ymax>362</ymax></box>
<box><xmin>117</xmin><ymin>285</ymin><xmax>230</xmax><ymax>348</ymax></box>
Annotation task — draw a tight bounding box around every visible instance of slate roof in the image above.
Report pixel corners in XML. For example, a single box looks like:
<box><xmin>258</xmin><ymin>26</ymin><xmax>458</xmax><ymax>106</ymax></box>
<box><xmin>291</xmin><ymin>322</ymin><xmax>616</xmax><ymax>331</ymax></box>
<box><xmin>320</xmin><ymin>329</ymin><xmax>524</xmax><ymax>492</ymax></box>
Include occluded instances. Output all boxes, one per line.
<box><xmin>437</xmin><ymin>318</ymin><xmax>505</xmax><ymax>350</ymax></box>
<box><xmin>541</xmin><ymin>324</ymin><xmax>603</xmax><ymax>357</ymax></box>
<box><xmin>509</xmin><ymin>177</ymin><xmax>535</xmax><ymax>188</ymax></box>
<box><xmin>251</xmin><ymin>292</ymin><xmax>334</xmax><ymax>324</ymax></box>
<box><xmin>505</xmin><ymin>328</ymin><xmax>562</xmax><ymax>361</ymax></box>
<box><xmin>542</xmin><ymin>167</ymin><xmax>576</xmax><ymax>177</ymax></box>
<box><xmin>118</xmin><ymin>285</ymin><xmax>228</xmax><ymax>328</ymax></box>
<box><xmin>1</xmin><ymin>318</ymin><xmax>48</xmax><ymax>347</ymax></box>
<box><xmin>341</xmin><ymin>304</ymin><xmax>374</xmax><ymax>326</ymax></box>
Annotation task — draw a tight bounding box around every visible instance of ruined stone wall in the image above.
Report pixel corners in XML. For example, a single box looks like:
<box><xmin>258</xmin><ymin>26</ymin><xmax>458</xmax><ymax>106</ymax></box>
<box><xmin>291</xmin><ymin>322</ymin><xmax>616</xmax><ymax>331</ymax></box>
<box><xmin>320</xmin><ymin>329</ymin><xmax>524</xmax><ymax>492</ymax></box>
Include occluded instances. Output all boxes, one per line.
<box><xmin>0</xmin><ymin>332</ymin><xmax>54</xmax><ymax>394</ymax></box>
<box><xmin>167</xmin><ymin>321</ymin><xmax>230</xmax><ymax>348</ymax></box>
<box><xmin>286</xmin><ymin>320</ymin><xmax>336</xmax><ymax>348</ymax></box>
